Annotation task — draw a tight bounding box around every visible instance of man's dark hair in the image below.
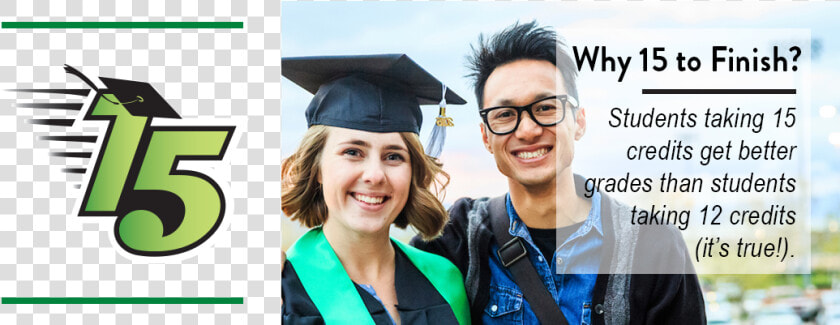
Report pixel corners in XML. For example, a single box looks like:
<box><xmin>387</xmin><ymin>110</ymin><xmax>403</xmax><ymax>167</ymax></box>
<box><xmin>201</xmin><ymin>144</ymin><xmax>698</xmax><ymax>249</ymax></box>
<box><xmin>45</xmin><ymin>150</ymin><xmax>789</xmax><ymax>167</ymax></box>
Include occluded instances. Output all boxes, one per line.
<box><xmin>467</xmin><ymin>21</ymin><xmax>578</xmax><ymax>109</ymax></box>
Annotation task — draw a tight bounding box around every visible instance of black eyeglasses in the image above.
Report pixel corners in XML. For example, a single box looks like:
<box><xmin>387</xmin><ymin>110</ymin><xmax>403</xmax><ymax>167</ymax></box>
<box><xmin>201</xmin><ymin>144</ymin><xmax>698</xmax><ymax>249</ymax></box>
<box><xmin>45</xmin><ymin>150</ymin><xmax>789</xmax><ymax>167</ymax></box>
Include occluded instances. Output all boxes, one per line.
<box><xmin>479</xmin><ymin>95</ymin><xmax>579</xmax><ymax>135</ymax></box>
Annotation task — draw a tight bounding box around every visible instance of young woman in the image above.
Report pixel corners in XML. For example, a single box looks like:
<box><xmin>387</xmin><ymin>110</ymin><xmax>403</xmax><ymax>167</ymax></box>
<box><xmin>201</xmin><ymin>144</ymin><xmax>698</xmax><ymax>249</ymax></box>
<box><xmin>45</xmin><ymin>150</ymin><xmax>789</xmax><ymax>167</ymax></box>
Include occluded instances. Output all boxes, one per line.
<box><xmin>280</xmin><ymin>54</ymin><xmax>470</xmax><ymax>325</ymax></box>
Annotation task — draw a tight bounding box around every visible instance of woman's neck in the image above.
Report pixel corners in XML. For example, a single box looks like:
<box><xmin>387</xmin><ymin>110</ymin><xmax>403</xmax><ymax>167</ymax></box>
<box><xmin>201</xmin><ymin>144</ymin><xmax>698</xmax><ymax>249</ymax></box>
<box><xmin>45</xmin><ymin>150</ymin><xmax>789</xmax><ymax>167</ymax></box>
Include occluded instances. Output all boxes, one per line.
<box><xmin>322</xmin><ymin>221</ymin><xmax>395</xmax><ymax>284</ymax></box>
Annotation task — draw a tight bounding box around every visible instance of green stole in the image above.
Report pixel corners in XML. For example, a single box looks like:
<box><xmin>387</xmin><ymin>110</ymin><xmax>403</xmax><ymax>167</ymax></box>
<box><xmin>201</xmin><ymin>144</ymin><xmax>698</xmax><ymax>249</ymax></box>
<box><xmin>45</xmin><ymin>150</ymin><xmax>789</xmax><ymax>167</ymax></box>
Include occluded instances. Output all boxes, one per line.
<box><xmin>287</xmin><ymin>227</ymin><xmax>471</xmax><ymax>325</ymax></box>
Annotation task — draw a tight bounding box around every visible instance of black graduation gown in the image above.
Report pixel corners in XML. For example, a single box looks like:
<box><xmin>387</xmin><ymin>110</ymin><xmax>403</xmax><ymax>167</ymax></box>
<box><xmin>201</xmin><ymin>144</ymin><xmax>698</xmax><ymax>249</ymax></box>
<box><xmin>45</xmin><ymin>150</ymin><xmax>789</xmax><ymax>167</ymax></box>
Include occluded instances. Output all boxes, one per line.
<box><xmin>282</xmin><ymin>244</ymin><xmax>459</xmax><ymax>324</ymax></box>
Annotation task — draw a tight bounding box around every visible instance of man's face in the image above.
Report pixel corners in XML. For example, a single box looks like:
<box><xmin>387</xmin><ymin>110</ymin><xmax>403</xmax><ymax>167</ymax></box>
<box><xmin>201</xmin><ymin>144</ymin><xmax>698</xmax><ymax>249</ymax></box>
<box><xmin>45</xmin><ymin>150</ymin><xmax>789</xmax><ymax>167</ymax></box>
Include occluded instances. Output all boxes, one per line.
<box><xmin>480</xmin><ymin>59</ymin><xmax>586</xmax><ymax>188</ymax></box>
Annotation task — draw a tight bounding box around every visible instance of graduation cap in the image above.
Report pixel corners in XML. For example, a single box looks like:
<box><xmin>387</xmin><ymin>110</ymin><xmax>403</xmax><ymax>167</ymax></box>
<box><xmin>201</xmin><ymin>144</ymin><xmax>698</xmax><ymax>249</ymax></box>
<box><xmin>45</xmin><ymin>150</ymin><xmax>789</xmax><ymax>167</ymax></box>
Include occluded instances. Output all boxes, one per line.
<box><xmin>282</xmin><ymin>54</ymin><xmax>465</xmax><ymax>157</ymax></box>
<box><xmin>282</xmin><ymin>54</ymin><xmax>465</xmax><ymax>134</ymax></box>
<box><xmin>98</xmin><ymin>77</ymin><xmax>181</xmax><ymax>119</ymax></box>
<box><xmin>62</xmin><ymin>65</ymin><xmax>180</xmax><ymax>119</ymax></box>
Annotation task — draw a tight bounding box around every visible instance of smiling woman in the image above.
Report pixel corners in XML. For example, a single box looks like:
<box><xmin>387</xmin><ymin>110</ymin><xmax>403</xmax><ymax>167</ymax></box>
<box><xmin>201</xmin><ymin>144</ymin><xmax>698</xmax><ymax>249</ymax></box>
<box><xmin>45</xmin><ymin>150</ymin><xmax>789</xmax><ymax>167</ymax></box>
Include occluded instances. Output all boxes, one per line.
<box><xmin>279</xmin><ymin>54</ymin><xmax>471</xmax><ymax>325</ymax></box>
<box><xmin>281</xmin><ymin>125</ymin><xmax>448</xmax><ymax>241</ymax></box>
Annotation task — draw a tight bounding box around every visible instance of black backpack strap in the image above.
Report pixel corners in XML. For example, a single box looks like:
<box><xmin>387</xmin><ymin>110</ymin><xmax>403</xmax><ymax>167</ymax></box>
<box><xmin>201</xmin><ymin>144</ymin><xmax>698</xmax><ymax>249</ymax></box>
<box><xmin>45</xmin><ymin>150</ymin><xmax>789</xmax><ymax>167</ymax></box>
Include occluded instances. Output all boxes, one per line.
<box><xmin>488</xmin><ymin>196</ymin><xmax>569</xmax><ymax>325</ymax></box>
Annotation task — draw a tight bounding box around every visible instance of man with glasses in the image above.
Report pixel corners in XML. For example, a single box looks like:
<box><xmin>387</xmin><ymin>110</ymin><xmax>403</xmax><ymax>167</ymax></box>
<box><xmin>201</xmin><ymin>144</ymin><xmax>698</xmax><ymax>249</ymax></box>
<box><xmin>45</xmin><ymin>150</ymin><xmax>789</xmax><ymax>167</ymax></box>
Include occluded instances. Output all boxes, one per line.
<box><xmin>412</xmin><ymin>21</ymin><xmax>705</xmax><ymax>324</ymax></box>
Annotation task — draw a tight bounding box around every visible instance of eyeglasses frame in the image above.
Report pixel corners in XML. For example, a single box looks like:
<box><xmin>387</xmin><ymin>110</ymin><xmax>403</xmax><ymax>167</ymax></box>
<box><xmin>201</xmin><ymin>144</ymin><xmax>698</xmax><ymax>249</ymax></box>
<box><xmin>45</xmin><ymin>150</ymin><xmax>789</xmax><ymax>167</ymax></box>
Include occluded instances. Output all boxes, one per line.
<box><xmin>479</xmin><ymin>94</ymin><xmax>579</xmax><ymax>135</ymax></box>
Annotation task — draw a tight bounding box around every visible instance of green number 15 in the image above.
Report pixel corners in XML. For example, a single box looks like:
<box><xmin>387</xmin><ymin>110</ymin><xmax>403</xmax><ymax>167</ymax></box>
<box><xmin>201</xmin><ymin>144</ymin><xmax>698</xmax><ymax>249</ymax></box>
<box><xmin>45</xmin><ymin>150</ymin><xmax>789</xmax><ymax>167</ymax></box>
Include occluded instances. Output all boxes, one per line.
<box><xmin>80</xmin><ymin>93</ymin><xmax>235</xmax><ymax>256</ymax></box>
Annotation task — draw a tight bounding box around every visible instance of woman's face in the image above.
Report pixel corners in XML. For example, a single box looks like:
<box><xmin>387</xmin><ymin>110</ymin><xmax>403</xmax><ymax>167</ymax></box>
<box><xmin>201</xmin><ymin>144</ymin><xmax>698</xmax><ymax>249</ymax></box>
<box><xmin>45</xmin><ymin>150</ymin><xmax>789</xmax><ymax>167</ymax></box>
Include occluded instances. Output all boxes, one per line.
<box><xmin>319</xmin><ymin>126</ymin><xmax>412</xmax><ymax>238</ymax></box>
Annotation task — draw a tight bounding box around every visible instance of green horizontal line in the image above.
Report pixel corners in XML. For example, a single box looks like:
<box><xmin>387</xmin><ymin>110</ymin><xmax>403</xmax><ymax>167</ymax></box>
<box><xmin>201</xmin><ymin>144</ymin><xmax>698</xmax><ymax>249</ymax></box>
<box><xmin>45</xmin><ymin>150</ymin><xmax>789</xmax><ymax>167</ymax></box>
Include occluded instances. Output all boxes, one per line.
<box><xmin>1</xmin><ymin>21</ymin><xmax>243</xmax><ymax>29</ymax></box>
<box><xmin>2</xmin><ymin>297</ymin><xmax>244</xmax><ymax>304</ymax></box>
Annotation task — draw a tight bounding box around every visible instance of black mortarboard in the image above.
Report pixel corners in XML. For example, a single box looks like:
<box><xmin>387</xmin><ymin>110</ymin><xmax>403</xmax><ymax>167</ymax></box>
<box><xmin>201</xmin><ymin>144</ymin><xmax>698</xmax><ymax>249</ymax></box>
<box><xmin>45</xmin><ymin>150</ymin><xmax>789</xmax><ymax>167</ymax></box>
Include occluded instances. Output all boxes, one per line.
<box><xmin>281</xmin><ymin>54</ymin><xmax>465</xmax><ymax>134</ymax></box>
<box><xmin>98</xmin><ymin>77</ymin><xmax>181</xmax><ymax>119</ymax></box>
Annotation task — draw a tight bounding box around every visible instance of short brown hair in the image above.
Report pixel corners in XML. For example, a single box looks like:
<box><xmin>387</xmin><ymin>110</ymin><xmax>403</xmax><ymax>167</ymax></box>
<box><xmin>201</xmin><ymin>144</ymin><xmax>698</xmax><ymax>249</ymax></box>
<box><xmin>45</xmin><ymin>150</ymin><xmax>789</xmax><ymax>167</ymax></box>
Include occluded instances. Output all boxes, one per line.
<box><xmin>467</xmin><ymin>21</ymin><xmax>578</xmax><ymax>109</ymax></box>
<box><xmin>281</xmin><ymin>125</ymin><xmax>450</xmax><ymax>240</ymax></box>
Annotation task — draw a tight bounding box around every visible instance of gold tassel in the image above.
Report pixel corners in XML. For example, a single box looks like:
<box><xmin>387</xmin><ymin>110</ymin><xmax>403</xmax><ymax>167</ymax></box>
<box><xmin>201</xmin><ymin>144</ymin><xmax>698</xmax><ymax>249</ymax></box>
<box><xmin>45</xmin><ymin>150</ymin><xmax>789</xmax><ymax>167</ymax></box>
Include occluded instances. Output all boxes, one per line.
<box><xmin>435</xmin><ymin>105</ymin><xmax>454</xmax><ymax>127</ymax></box>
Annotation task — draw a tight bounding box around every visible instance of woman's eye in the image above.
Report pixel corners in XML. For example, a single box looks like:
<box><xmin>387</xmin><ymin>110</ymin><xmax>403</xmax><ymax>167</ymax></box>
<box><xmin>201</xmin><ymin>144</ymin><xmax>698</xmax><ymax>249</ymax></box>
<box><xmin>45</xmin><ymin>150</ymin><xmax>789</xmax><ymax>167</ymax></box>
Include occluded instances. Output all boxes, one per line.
<box><xmin>385</xmin><ymin>153</ymin><xmax>405</xmax><ymax>161</ymax></box>
<box><xmin>343</xmin><ymin>149</ymin><xmax>361</xmax><ymax>157</ymax></box>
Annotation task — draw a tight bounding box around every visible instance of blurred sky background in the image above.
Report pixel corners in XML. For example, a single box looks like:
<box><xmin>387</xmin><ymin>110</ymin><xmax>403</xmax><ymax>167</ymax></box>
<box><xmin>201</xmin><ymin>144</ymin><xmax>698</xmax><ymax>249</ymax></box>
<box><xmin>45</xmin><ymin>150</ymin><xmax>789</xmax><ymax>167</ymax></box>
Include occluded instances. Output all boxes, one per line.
<box><xmin>279</xmin><ymin>2</ymin><xmax>840</xmax><ymax>260</ymax></box>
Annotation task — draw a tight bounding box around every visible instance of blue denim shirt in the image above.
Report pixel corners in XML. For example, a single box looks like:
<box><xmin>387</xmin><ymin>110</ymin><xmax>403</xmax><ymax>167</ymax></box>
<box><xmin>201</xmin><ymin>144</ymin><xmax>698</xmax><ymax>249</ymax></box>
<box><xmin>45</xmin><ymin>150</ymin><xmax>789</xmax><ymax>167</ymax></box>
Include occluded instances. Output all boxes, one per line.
<box><xmin>482</xmin><ymin>192</ymin><xmax>603</xmax><ymax>325</ymax></box>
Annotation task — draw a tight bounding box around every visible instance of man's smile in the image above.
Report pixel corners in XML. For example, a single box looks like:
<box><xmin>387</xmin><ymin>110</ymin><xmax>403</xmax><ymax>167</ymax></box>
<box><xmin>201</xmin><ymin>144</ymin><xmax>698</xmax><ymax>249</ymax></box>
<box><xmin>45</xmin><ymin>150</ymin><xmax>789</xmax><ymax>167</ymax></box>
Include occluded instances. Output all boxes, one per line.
<box><xmin>512</xmin><ymin>145</ymin><xmax>553</xmax><ymax>161</ymax></box>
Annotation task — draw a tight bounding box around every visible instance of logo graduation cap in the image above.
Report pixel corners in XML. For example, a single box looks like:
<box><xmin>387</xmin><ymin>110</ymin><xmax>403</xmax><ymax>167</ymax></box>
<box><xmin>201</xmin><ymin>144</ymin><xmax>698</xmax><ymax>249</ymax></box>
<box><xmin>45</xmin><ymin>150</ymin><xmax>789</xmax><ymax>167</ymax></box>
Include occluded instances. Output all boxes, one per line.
<box><xmin>97</xmin><ymin>77</ymin><xmax>181</xmax><ymax>119</ymax></box>
<box><xmin>12</xmin><ymin>65</ymin><xmax>236</xmax><ymax>257</ymax></box>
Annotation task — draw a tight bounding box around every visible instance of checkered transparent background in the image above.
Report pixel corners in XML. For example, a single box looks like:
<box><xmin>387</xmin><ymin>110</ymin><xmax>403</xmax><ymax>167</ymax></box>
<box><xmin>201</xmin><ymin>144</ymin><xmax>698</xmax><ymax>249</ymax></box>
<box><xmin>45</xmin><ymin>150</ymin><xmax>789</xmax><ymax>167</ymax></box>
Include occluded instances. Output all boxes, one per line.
<box><xmin>0</xmin><ymin>1</ymin><xmax>282</xmax><ymax>323</ymax></box>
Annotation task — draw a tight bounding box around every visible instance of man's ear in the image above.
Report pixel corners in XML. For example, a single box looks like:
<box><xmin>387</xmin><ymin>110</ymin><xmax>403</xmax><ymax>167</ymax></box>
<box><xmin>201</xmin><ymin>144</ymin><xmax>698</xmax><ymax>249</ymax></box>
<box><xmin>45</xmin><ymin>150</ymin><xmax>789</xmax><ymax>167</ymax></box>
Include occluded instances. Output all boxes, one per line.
<box><xmin>574</xmin><ymin>107</ymin><xmax>587</xmax><ymax>141</ymax></box>
<box><xmin>480</xmin><ymin>123</ymin><xmax>493</xmax><ymax>153</ymax></box>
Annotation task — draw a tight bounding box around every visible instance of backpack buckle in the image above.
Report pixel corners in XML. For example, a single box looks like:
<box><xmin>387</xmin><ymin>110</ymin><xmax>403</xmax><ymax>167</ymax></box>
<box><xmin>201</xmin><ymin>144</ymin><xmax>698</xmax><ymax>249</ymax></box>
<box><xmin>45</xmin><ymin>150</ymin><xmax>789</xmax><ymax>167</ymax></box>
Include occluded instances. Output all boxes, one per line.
<box><xmin>498</xmin><ymin>237</ymin><xmax>528</xmax><ymax>268</ymax></box>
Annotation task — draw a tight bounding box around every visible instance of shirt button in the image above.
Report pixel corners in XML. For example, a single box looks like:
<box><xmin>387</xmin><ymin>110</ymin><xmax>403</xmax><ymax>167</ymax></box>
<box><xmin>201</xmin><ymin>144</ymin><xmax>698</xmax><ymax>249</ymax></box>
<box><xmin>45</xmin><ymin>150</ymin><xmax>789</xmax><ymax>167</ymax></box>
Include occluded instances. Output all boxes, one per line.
<box><xmin>556</xmin><ymin>257</ymin><xmax>564</xmax><ymax>265</ymax></box>
<box><xmin>595</xmin><ymin>304</ymin><xmax>605</xmax><ymax>315</ymax></box>
<box><xmin>491</xmin><ymin>305</ymin><xmax>498</xmax><ymax>313</ymax></box>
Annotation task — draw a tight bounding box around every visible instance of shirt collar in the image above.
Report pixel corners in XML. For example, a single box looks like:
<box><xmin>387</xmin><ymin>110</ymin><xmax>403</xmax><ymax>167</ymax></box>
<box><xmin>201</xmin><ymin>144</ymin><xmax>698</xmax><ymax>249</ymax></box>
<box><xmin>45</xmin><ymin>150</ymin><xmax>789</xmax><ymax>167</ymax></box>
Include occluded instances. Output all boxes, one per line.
<box><xmin>505</xmin><ymin>190</ymin><xmax>603</xmax><ymax>239</ymax></box>
<box><xmin>586</xmin><ymin>190</ymin><xmax>604</xmax><ymax>236</ymax></box>
<box><xmin>505</xmin><ymin>193</ymin><xmax>530</xmax><ymax>240</ymax></box>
